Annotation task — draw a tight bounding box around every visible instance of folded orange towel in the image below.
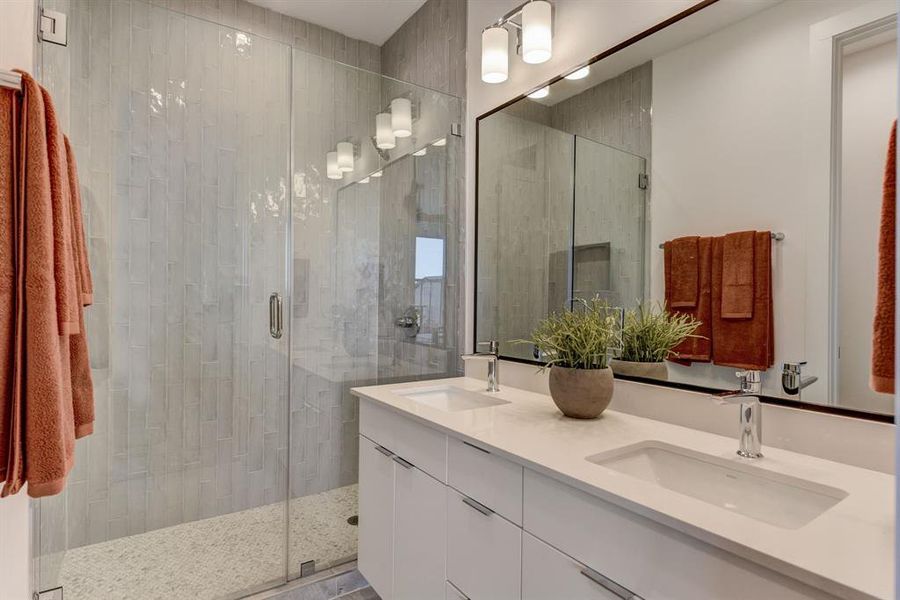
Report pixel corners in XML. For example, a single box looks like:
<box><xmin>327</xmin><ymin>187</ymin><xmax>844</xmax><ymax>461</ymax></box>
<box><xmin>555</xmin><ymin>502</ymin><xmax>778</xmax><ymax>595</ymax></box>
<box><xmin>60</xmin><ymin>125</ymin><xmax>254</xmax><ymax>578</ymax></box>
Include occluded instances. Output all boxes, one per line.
<box><xmin>871</xmin><ymin>121</ymin><xmax>896</xmax><ymax>394</ymax></box>
<box><xmin>668</xmin><ymin>236</ymin><xmax>712</xmax><ymax>363</ymax></box>
<box><xmin>711</xmin><ymin>231</ymin><xmax>774</xmax><ymax>371</ymax></box>
<box><xmin>721</xmin><ymin>230</ymin><xmax>755</xmax><ymax>319</ymax></box>
<box><xmin>667</xmin><ymin>236</ymin><xmax>700</xmax><ymax>308</ymax></box>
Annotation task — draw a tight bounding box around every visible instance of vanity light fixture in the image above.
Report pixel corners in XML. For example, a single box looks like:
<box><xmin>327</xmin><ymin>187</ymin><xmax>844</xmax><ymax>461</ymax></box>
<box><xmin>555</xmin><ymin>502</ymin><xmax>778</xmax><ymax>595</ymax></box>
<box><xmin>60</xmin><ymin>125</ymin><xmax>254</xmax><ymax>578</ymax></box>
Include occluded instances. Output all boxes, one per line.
<box><xmin>336</xmin><ymin>141</ymin><xmax>354</xmax><ymax>172</ymax></box>
<box><xmin>481</xmin><ymin>0</ymin><xmax>553</xmax><ymax>84</ymax></box>
<box><xmin>391</xmin><ymin>98</ymin><xmax>412</xmax><ymax>138</ymax></box>
<box><xmin>412</xmin><ymin>147</ymin><xmax>427</xmax><ymax>157</ymax></box>
<box><xmin>565</xmin><ymin>66</ymin><xmax>590</xmax><ymax>80</ymax></box>
<box><xmin>371</xmin><ymin>170</ymin><xmax>383</xmax><ymax>178</ymax></box>
<box><xmin>375</xmin><ymin>112</ymin><xmax>396</xmax><ymax>149</ymax></box>
<box><xmin>432</xmin><ymin>137</ymin><xmax>447</xmax><ymax>147</ymax></box>
<box><xmin>527</xmin><ymin>86</ymin><xmax>549</xmax><ymax>99</ymax></box>
<box><xmin>326</xmin><ymin>151</ymin><xmax>342</xmax><ymax>180</ymax></box>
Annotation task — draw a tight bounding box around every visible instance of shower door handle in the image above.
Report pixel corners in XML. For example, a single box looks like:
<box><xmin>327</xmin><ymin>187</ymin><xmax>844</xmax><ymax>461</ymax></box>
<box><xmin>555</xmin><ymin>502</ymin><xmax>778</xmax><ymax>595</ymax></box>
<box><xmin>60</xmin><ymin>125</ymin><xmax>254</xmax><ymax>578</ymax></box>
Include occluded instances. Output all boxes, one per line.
<box><xmin>269</xmin><ymin>292</ymin><xmax>283</xmax><ymax>339</ymax></box>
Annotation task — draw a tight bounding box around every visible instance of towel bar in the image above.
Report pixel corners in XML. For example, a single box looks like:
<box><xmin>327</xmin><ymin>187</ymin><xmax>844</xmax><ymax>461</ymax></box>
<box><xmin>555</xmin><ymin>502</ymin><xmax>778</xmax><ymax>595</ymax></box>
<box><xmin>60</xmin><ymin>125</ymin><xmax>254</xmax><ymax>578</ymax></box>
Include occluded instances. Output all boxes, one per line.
<box><xmin>657</xmin><ymin>231</ymin><xmax>784</xmax><ymax>249</ymax></box>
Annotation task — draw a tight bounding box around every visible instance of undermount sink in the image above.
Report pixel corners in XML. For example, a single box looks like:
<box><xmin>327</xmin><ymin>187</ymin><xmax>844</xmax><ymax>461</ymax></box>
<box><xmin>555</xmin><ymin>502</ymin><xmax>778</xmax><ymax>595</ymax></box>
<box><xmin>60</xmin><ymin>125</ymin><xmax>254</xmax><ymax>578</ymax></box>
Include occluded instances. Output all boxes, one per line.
<box><xmin>587</xmin><ymin>441</ymin><xmax>848</xmax><ymax>529</ymax></box>
<box><xmin>396</xmin><ymin>385</ymin><xmax>510</xmax><ymax>412</ymax></box>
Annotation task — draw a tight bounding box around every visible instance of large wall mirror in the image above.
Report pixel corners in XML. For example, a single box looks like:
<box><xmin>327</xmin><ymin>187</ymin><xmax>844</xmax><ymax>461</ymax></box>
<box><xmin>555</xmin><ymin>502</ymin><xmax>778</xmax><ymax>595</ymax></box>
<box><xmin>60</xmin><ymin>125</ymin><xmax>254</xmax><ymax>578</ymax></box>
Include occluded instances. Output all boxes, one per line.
<box><xmin>476</xmin><ymin>0</ymin><xmax>897</xmax><ymax>419</ymax></box>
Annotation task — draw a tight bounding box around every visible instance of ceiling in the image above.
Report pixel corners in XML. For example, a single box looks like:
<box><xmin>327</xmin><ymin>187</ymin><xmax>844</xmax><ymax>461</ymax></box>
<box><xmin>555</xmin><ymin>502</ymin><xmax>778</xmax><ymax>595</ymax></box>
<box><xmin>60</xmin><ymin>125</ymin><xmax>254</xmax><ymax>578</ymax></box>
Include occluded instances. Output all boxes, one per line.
<box><xmin>246</xmin><ymin>0</ymin><xmax>427</xmax><ymax>46</ymax></box>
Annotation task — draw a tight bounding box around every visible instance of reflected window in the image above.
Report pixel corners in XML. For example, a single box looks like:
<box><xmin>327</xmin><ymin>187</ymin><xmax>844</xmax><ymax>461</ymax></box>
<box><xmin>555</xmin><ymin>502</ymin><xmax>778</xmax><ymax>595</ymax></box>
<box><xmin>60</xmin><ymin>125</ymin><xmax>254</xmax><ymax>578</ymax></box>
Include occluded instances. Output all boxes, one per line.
<box><xmin>415</xmin><ymin>237</ymin><xmax>445</xmax><ymax>344</ymax></box>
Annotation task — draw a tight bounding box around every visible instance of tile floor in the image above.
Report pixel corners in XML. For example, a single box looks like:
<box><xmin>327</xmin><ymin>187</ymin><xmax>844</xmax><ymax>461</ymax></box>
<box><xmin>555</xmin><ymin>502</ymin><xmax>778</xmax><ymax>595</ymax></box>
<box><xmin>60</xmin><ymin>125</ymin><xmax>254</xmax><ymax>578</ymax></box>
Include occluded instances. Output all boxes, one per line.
<box><xmin>53</xmin><ymin>485</ymin><xmax>358</xmax><ymax>600</ymax></box>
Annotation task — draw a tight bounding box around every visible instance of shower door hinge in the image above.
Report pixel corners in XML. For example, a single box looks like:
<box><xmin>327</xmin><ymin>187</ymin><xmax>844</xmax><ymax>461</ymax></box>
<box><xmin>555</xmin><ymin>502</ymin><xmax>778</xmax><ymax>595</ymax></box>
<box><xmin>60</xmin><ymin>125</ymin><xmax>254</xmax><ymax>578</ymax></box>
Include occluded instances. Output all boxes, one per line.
<box><xmin>39</xmin><ymin>8</ymin><xmax>68</xmax><ymax>46</ymax></box>
<box><xmin>638</xmin><ymin>173</ymin><xmax>648</xmax><ymax>190</ymax></box>
<box><xmin>35</xmin><ymin>587</ymin><xmax>63</xmax><ymax>600</ymax></box>
<box><xmin>450</xmin><ymin>123</ymin><xmax>462</xmax><ymax>137</ymax></box>
<box><xmin>299</xmin><ymin>560</ymin><xmax>316</xmax><ymax>578</ymax></box>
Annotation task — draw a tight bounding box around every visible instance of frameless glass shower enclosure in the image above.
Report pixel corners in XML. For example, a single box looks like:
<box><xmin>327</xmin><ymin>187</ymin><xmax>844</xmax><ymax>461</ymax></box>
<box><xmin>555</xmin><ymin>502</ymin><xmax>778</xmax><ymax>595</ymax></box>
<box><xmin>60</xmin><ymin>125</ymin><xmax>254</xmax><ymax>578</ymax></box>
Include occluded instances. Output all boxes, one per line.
<box><xmin>35</xmin><ymin>2</ymin><xmax>462</xmax><ymax>598</ymax></box>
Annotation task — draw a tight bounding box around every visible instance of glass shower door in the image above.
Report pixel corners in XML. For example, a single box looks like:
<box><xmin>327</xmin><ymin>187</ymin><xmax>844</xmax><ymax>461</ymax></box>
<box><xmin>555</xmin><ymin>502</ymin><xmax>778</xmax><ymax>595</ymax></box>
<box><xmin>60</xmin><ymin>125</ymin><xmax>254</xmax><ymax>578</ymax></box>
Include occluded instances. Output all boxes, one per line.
<box><xmin>36</xmin><ymin>2</ymin><xmax>292</xmax><ymax>598</ymax></box>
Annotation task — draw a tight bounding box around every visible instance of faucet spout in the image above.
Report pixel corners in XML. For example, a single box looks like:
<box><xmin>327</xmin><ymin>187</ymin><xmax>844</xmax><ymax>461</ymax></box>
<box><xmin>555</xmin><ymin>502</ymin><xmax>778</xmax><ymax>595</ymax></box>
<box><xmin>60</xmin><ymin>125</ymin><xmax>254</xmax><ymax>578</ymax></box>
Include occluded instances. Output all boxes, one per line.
<box><xmin>461</xmin><ymin>340</ymin><xmax>500</xmax><ymax>392</ymax></box>
<box><xmin>712</xmin><ymin>370</ymin><xmax>763</xmax><ymax>458</ymax></box>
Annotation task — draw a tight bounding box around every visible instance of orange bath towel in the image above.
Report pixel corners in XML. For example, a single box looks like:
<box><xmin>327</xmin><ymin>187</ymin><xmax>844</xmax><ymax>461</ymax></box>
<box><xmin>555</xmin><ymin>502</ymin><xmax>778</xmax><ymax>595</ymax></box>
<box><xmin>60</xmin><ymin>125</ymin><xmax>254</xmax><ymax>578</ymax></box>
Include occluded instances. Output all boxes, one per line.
<box><xmin>667</xmin><ymin>236</ymin><xmax>700</xmax><ymax>308</ymax></box>
<box><xmin>666</xmin><ymin>236</ymin><xmax>712</xmax><ymax>363</ymax></box>
<box><xmin>1</xmin><ymin>72</ymin><xmax>94</xmax><ymax>498</ymax></box>
<box><xmin>871</xmin><ymin>121</ymin><xmax>896</xmax><ymax>394</ymax></box>
<box><xmin>721</xmin><ymin>230</ymin><xmax>755</xmax><ymax>319</ymax></box>
<box><xmin>711</xmin><ymin>231</ymin><xmax>774</xmax><ymax>371</ymax></box>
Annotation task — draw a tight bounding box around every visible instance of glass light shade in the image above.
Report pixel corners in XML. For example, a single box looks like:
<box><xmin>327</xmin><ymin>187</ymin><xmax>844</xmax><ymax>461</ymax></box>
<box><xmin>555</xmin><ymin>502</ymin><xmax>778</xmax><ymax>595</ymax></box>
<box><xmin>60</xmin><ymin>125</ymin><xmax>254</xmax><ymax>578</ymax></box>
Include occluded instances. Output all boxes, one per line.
<box><xmin>565</xmin><ymin>66</ymin><xmax>590</xmax><ymax>80</ymax></box>
<box><xmin>391</xmin><ymin>98</ymin><xmax>412</xmax><ymax>138</ymax></box>
<box><xmin>375</xmin><ymin>112</ymin><xmax>396</xmax><ymax>149</ymax></box>
<box><xmin>336</xmin><ymin>142</ymin><xmax>354</xmax><ymax>172</ymax></box>
<box><xmin>371</xmin><ymin>170</ymin><xmax>383</xmax><ymax>178</ymax></box>
<box><xmin>527</xmin><ymin>86</ymin><xmax>549</xmax><ymax>99</ymax></box>
<box><xmin>522</xmin><ymin>1</ymin><xmax>552</xmax><ymax>64</ymax></box>
<box><xmin>326</xmin><ymin>151</ymin><xmax>342</xmax><ymax>180</ymax></box>
<box><xmin>432</xmin><ymin>137</ymin><xmax>446</xmax><ymax>147</ymax></box>
<box><xmin>481</xmin><ymin>26</ymin><xmax>509</xmax><ymax>83</ymax></box>
<box><xmin>412</xmin><ymin>147</ymin><xmax>427</xmax><ymax>157</ymax></box>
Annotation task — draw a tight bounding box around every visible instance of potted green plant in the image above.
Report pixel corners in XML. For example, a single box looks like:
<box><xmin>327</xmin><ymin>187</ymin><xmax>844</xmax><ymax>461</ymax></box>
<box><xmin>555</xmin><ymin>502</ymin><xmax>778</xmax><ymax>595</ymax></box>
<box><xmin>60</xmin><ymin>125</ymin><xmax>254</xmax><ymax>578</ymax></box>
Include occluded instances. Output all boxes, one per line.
<box><xmin>518</xmin><ymin>297</ymin><xmax>620</xmax><ymax>419</ymax></box>
<box><xmin>610</xmin><ymin>302</ymin><xmax>701</xmax><ymax>381</ymax></box>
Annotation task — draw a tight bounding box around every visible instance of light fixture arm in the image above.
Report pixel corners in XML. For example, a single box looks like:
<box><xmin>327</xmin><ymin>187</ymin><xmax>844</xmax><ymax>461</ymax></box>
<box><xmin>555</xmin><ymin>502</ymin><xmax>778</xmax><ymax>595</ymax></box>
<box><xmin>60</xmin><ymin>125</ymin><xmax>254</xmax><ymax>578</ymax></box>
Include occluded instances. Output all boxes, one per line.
<box><xmin>483</xmin><ymin>0</ymin><xmax>553</xmax><ymax>55</ymax></box>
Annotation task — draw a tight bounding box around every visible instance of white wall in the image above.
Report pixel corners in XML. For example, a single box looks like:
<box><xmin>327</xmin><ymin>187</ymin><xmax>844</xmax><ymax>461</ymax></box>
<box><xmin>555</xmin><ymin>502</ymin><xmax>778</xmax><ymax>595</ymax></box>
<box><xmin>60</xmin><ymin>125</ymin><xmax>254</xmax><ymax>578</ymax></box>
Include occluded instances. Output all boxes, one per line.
<box><xmin>465</xmin><ymin>0</ymin><xmax>697</xmax><ymax>354</ymax></box>
<box><xmin>650</xmin><ymin>0</ymin><xmax>883</xmax><ymax>399</ymax></box>
<box><xmin>0</xmin><ymin>2</ymin><xmax>37</xmax><ymax>597</ymax></box>
<box><xmin>839</xmin><ymin>37</ymin><xmax>897</xmax><ymax>415</ymax></box>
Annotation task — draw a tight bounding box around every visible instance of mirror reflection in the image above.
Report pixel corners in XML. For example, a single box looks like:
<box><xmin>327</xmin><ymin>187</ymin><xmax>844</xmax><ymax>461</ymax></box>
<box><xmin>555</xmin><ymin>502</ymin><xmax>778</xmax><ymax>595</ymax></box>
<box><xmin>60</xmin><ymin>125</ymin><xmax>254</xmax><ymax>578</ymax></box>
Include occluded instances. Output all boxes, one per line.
<box><xmin>476</xmin><ymin>0</ymin><xmax>897</xmax><ymax>416</ymax></box>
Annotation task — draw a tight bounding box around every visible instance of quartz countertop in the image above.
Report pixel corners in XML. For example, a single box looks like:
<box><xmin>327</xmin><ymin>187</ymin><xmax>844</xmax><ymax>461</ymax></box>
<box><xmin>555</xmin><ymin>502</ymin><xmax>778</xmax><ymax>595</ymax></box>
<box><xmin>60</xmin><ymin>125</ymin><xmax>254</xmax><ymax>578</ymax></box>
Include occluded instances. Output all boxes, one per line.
<box><xmin>351</xmin><ymin>377</ymin><xmax>894</xmax><ymax>600</ymax></box>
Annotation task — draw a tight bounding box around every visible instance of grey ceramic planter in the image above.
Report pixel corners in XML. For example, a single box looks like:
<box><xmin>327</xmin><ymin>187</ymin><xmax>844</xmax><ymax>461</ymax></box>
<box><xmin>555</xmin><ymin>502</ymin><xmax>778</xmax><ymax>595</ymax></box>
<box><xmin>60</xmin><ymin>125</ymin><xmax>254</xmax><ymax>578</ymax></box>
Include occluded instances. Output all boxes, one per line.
<box><xmin>548</xmin><ymin>366</ymin><xmax>614</xmax><ymax>419</ymax></box>
<box><xmin>609</xmin><ymin>359</ymin><xmax>669</xmax><ymax>381</ymax></box>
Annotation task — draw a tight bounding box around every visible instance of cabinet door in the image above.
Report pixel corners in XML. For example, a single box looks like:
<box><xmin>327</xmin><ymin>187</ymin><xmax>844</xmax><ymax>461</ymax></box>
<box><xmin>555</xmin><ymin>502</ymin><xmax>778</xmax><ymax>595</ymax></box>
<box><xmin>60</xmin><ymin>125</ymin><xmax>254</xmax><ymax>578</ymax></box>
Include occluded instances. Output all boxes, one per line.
<box><xmin>393</xmin><ymin>458</ymin><xmax>447</xmax><ymax>600</ymax></box>
<box><xmin>523</xmin><ymin>532</ymin><xmax>625</xmax><ymax>600</ymax></box>
<box><xmin>359</xmin><ymin>436</ymin><xmax>395</xmax><ymax>599</ymax></box>
<box><xmin>446</xmin><ymin>487</ymin><xmax>521</xmax><ymax>600</ymax></box>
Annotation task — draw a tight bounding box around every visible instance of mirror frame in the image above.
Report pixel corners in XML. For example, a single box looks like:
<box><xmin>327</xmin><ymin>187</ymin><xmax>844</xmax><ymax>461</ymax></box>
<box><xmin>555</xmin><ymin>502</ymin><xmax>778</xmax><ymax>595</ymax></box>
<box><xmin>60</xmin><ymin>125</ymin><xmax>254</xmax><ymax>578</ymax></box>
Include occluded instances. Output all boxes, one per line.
<box><xmin>472</xmin><ymin>0</ymin><xmax>894</xmax><ymax>424</ymax></box>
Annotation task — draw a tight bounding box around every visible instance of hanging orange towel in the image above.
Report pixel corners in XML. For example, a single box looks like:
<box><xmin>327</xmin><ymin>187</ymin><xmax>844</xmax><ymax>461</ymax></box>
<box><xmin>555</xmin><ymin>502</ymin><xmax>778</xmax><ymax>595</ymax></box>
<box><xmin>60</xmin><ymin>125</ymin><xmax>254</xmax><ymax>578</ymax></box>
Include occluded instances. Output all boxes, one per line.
<box><xmin>721</xmin><ymin>230</ymin><xmax>755</xmax><ymax>319</ymax></box>
<box><xmin>871</xmin><ymin>121</ymin><xmax>896</xmax><ymax>394</ymax></box>
<box><xmin>711</xmin><ymin>231</ymin><xmax>774</xmax><ymax>371</ymax></box>
<box><xmin>667</xmin><ymin>236</ymin><xmax>700</xmax><ymax>308</ymax></box>
<box><xmin>1</xmin><ymin>71</ymin><xmax>93</xmax><ymax>498</ymax></box>
<box><xmin>666</xmin><ymin>236</ymin><xmax>712</xmax><ymax>363</ymax></box>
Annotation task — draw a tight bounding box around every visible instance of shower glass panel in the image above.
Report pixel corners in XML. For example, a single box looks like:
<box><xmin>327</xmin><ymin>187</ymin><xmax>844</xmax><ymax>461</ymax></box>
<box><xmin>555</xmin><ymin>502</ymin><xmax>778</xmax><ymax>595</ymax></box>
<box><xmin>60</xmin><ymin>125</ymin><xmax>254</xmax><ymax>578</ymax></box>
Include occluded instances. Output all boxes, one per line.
<box><xmin>573</xmin><ymin>136</ymin><xmax>647</xmax><ymax>308</ymax></box>
<box><xmin>37</xmin><ymin>1</ymin><xmax>292</xmax><ymax>598</ymax></box>
<box><xmin>288</xmin><ymin>54</ymin><xmax>463</xmax><ymax>578</ymax></box>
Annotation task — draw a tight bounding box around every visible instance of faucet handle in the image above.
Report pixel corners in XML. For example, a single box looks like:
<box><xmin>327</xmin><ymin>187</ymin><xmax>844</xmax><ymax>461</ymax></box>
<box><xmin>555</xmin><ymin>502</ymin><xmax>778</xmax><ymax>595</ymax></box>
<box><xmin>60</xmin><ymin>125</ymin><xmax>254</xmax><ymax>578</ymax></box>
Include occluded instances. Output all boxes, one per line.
<box><xmin>477</xmin><ymin>340</ymin><xmax>499</xmax><ymax>355</ymax></box>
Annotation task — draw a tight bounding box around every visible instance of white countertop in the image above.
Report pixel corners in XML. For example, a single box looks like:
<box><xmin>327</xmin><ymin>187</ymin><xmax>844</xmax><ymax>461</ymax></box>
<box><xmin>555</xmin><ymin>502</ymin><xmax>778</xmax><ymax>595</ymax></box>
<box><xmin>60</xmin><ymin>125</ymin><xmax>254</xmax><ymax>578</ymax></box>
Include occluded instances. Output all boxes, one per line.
<box><xmin>352</xmin><ymin>377</ymin><xmax>894</xmax><ymax>600</ymax></box>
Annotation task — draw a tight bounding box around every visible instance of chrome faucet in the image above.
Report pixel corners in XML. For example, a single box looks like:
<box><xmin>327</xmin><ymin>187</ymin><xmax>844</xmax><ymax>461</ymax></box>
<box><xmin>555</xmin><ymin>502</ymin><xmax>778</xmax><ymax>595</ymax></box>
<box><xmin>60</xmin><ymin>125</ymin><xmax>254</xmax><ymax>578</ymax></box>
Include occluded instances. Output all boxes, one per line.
<box><xmin>713</xmin><ymin>370</ymin><xmax>763</xmax><ymax>459</ymax></box>
<box><xmin>461</xmin><ymin>340</ymin><xmax>500</xmax><ymax>392</ymax></box>
<box><xmin>781</xmin><ymin>362</ymin><xmax>818</xmax><ymax>399</ymax></box>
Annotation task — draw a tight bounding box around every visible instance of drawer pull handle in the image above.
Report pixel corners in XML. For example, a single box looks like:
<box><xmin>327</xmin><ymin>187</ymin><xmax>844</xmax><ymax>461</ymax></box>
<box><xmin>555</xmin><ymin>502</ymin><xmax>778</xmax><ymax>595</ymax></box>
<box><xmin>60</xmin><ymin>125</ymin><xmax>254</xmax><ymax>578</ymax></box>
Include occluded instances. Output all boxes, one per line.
<box><xmin>463</xmin><ymin>440</ymin><xmax>490</xmax><ymax>454</ymax></box>
<box><xmin>392</xmin><ymin>455</ymin><xmax>415</xmax><ymax>469</ymax></box>
<box><xmin>461</xmin><ymin>495</ymin><xmax>494</xmax><ymax>516</ymax></box>
<box><xmin>580</xmin><ymin>567</ymin><xmax>644</xmax><ymax>600</ymax></box>
<box><xmin>374</xmin><ymin>445</ymin><xmax>393</xmax><ymax>458</ymax></box>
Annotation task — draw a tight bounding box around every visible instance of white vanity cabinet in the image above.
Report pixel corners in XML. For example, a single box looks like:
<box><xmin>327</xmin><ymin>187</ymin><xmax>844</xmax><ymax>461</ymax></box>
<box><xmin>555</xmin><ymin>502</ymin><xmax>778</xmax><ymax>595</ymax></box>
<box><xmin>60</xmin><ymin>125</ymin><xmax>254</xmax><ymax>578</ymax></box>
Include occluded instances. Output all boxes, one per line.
<box><xmin>358</xmin><ymin>396</ymin><xmax>844</xmax><ymax>600</ymax></box>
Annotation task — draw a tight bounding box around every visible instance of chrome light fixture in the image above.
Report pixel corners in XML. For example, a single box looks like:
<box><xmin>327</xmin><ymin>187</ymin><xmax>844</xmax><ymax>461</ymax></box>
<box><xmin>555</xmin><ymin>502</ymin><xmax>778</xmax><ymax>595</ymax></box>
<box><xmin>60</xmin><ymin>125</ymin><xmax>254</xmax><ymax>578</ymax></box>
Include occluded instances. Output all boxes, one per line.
<box><xmin>391</xmin><ymin>98</ymin><xmax>412</xmax><ymax>138</ymax></box>
<box><xmin>481</xmin><ymin>0</ymin><xmax>553</xmax><ymax>84</ymax></box>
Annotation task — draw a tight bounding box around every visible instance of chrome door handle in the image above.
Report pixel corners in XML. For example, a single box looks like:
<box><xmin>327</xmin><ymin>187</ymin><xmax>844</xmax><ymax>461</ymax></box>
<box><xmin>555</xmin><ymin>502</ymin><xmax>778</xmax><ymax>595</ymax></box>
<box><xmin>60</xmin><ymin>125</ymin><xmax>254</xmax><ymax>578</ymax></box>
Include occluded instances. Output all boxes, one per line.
<box><xmin>461</xmin><ymin>495</ymin><xmax>494</xmax><ymax>516</ymax></box>
<box><xmin>374</xmin><ymin>445</ymin><xmax>393</xmax><ymax>458</ymax></box>
<box><xmin>392</xmin><ymin>455</ymin><xmax>414</xmax><ymax>469</ymax></box>
<box><xmin>580</xmin><ymin>567</ymin><xmax>644</xmax><ymax>600</ymax></box>
<box><xmin>269</xmin><ymin>292</ymin><xmax>283</xmax><ymax>339</ymax></box>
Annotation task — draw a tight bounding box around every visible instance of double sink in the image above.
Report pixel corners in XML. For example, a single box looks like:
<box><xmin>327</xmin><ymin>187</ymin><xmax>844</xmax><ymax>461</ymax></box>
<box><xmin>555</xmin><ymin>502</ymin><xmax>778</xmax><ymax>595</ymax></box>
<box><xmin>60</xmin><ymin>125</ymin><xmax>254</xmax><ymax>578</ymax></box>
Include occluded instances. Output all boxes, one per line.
<box><xmin>393</xmin><ymin>384</ymin><xmax>848</xmax><ymax>530</ymax></box>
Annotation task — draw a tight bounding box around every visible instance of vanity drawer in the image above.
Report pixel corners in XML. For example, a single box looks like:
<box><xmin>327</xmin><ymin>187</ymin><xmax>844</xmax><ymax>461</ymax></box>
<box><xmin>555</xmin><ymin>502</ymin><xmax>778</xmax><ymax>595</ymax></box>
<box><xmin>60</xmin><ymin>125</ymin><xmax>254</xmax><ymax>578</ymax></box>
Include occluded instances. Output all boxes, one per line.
<box><xmin>523</xmin><ymin>469</ymin><xmax>839</xmax><ymax>600</ymax></box>
<box><xmin>359</xmin><ymin>397</ymin><xmax>447</xmax><ymax>482</ymax></box>
<box><xmin>523</xmin><ymin>532</ymin><xmax>628</xmax><ymax>600</ymax></box>
<box><xmin>447</xmin><ymin>436</ymin><xmax>523</xmax><ymax>524</ymax></box>
<box><xmin>447</xmin><ymin>487</ymin><xmax>521</xmax><ymax>600</ymax></box>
